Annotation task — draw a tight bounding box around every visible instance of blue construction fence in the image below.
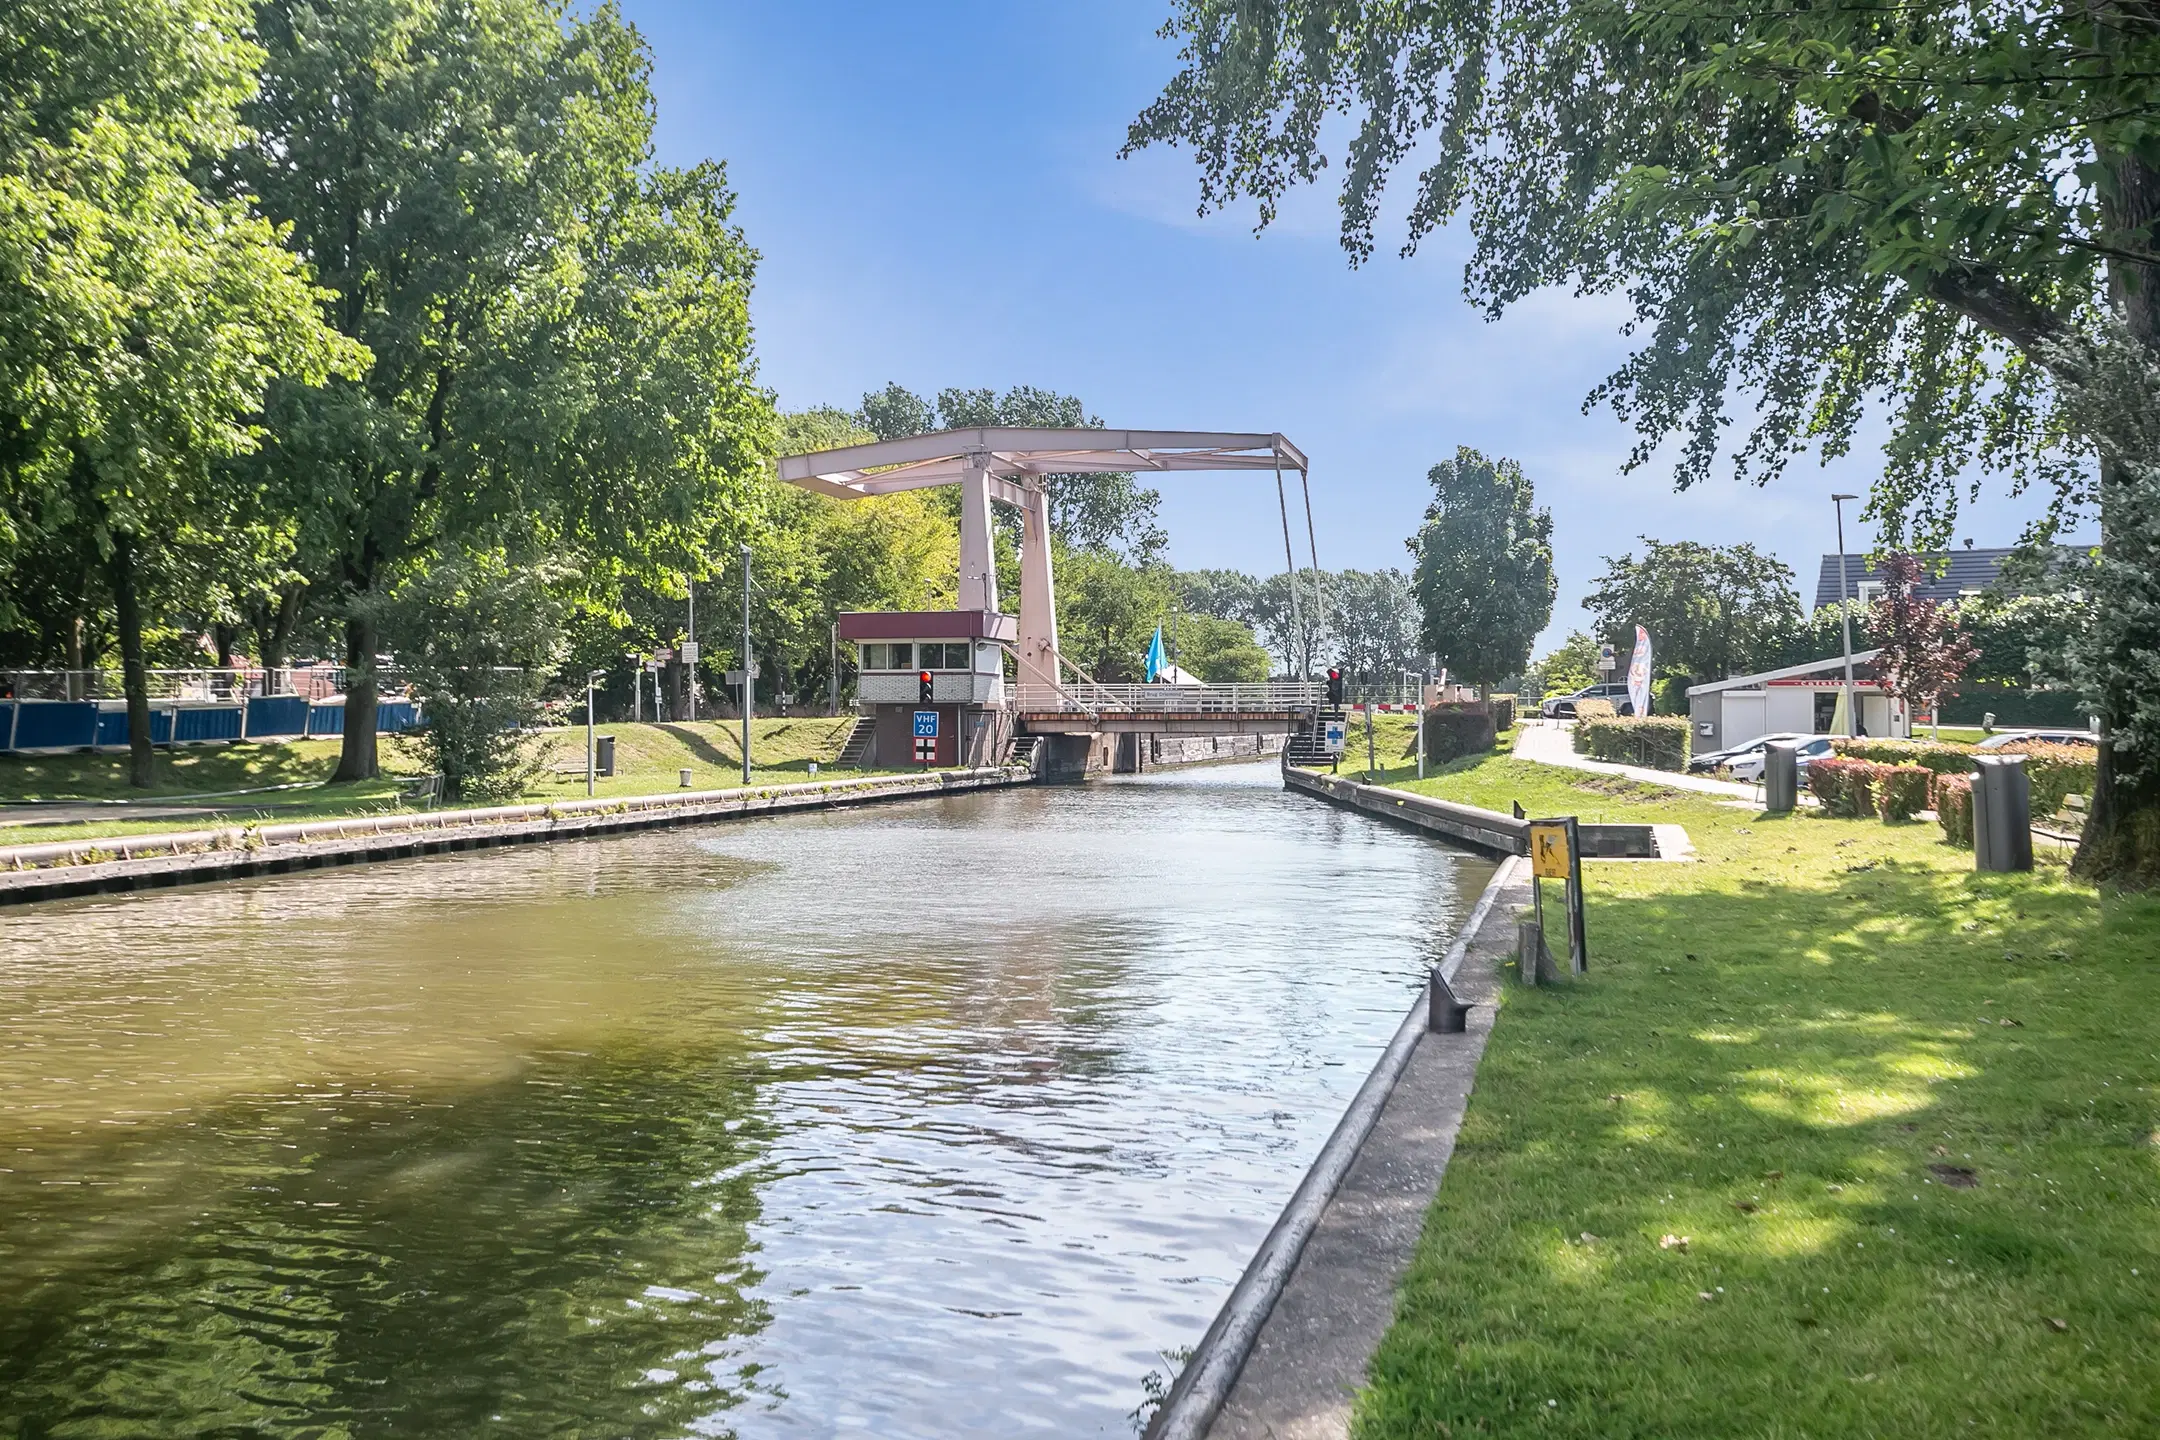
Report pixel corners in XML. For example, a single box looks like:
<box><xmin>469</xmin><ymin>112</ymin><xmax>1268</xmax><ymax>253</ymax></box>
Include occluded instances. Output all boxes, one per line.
<box><xmin>0</xmin><ymin>696</ymin><xmax>422</xmax><ymax>753</ymax></box>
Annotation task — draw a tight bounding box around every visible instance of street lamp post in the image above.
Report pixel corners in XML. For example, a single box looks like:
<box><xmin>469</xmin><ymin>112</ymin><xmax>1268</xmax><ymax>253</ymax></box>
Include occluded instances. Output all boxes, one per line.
<box><xmin>1832</xmin><ymin>493</ymin><xmax>1859</xmax><ymax>738</ymax></box>
<box><xmin>585</xmin><ymin>669</ymin><xmax>605</xmax><ymax>797</ymax></box>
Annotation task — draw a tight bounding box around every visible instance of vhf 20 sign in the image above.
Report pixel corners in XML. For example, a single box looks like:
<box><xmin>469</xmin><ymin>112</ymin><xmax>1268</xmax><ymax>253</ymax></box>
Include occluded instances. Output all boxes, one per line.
<box><xmin>913</xmin><ymin>709</ymin><xmax>939</xmax><ymax>764</ymax></box>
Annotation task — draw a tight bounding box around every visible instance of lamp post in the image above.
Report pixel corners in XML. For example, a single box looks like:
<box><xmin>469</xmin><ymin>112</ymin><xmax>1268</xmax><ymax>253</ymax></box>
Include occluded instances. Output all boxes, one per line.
<box><xmin>739</xmin><ymin>542</ymin><xmax>752</xmax><ymax>787</ymax></box>
<box><xmin>1832</xmin><ymin>493</ymin><xmax>1859</xmax><ymax>738</ymax></box>
<box><xmin>585</xmin><ymin>669</ymin><xmax>605</xmax><ymax>797</ymax></box>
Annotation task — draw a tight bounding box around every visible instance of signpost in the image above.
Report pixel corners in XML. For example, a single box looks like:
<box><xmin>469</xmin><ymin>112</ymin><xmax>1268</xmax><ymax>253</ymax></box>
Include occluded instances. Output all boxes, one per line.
<box><xmin>1524</xmin><ymin>816</ymin><xmax>1588</xmax><ymax>982</ymax></box>
<box><xmin>913</xmin><ymin>708</ymin><xmax>939</xmax><ymax>765</ymax></box>
<box><xmin>1323</xmin><ymin>716</ymin><xmax>1346</xmax><ymax>774</ymax></box>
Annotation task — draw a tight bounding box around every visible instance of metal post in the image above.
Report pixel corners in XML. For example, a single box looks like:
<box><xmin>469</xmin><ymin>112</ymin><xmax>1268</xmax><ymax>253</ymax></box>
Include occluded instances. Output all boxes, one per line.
<box><xmin>1832</xmin><ymin>492</ymin><xmax>1858</xmax><ymax>738</ymax></box>
<box><xmin>585</xmin><ymin>672</ymin><xmax>597</xmax><ymax>797</ymax></box>
<box><xmin>1273</xmin><ymin>464</ymin><xmax>1307</xmax><ymax>683</ymax></box>
<box><xmin>1365</xmin><ymin>701</ymin><xmax>1376</xmax><ymax>777</ymax></box>
<box><xmin>687</xmin><ymin>576</ymin><xmax>696</xmax><ymax>722</ymax></box>
<box><xmin>739</xmin><ymin>542</ymin><xmax>752</xmax><ymax>786</ymax></box>
<box><xmin>1417</xmin><ymin>677</ymin><xmax>1426</xmax><ymax>779</ymax></box>
<box><xmin>829</xmin><ymin>621</ymin><xmax>840</xmax><ymax>716</ymax></box>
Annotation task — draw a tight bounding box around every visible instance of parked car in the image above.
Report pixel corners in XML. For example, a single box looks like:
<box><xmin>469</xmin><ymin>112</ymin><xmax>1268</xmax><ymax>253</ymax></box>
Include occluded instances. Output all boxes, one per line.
<box><xmin>1976</xmin><ymin>728</ymin><xmax>2097</xmax><ymax>750</ymax></box>
<box><xmin>1699</xmin><ymin>733</ymin><xmax>1835</xmax><ymax>783</ymax></box>
<box><xmin>1541</xmin><ymin>682</ymin><xmax>1635</xmax><ymax>719</ymax></box>
<box><xmin>1687</xmin><ymin>731</ymin><xmax>1812</xmax><ymax>774</ymax></box>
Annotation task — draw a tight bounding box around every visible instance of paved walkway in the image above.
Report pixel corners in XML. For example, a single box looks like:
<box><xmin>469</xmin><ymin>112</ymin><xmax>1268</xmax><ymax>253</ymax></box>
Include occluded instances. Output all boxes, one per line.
<box><xmin>1512</xmin><ymin>720</ymin><xmax>1776</xmax><ymax>803</ymax></box>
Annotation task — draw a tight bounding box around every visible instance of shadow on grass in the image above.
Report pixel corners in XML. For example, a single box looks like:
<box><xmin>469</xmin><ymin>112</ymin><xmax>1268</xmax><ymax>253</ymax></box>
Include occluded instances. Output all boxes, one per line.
<box><xmin>1357</xmin><ymin>859</ymin><xmax>2158</xmax><ymax>1438</ymax></box>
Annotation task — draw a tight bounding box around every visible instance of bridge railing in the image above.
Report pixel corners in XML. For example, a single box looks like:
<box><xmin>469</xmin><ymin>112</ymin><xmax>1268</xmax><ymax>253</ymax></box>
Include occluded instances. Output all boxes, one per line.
<box><xmin>1011</xmin><ymin>681</ymin><xmax>1322</xmax><ymax>714</ymax></box>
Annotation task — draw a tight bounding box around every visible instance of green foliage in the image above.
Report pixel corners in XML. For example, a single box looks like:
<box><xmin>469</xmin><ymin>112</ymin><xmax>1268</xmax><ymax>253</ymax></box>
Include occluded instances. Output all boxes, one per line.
<box><xmin>1957</xmin><ymin>592</ymin><xmax>2091</xmax><ymax>689</ymax></box>
<box><xmin>1420</xmin><ymin>704</ymin><xmax>1499</xmax><ymax>764</ymax></box>
<box><xmin>2006</xmin><ymin>743</ymin><xmax>2100</xmax><ymax>821</ymax></box>
<box><xmin>1573</xmin><ymin>697</ymin><xmax>1616</xmax><ymax>721</ymax></box>
<box><xmin>1174</xmin><ymin>612</ymin><xmax>1270</xmax><ymax>683</ymax></box>
<box><xmin>1584</xmin><ymin>540</ymin><xmax>1801</xmax><ymax>684</ymax></box>
<box><xmin>1574</xmin><ymin>714</ymin><xmax>1689</xmax><ymax>771</ymax></box>
<box><xmin>1875</xmin><ymin>765</ymin><xmax>1933</xmax><ymax>823</ymax></box>
<box><xmin>1806</xmin><ymin>756</ymin><xmax>1880</xmax><ymax>819</ymax></box>
<box><xmin>1407</xmin><ymin>448</ymin><xmax>1554</xmax><ymax>687</ymax></box>
<box><xmin>374</xmin><ymin>551</ymin><xmax>569</xmax><ymax>802</ymax></box>
<box><xmin>1330</xmin><ymin>567</ymin><xmax>1423</xmax><ymax>690</ymax></box>
<box><xmin>1934</xmin><ymin>773</ymin><xmax>1975</xmax><ymax>848</ymax></box>
<box><xmin>234</xmin><ymin>0</ymin><xmax>771</xmax><ymax>777</ymax></box>
<box><xmin>1055</xmin><ymin>549</ymin><xmax>1174</xmax><ymax>681</ymax></box>
<box><xmin>1527</xmin><ymin>630</ymin><xmax>1599</xmax><ymax>698</ymax></box>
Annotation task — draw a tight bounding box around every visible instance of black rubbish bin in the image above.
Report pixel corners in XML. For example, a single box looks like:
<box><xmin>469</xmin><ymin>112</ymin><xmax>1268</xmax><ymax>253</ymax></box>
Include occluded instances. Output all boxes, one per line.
<box><xmin>594</xmin><ymin>733</ymin><xmax>616</xmax><ymax>778</ymax></box>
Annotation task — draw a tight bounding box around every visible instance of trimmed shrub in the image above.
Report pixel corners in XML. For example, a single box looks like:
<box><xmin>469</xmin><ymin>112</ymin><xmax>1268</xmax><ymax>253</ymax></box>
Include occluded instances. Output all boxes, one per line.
<box><xmin>1876</xmin><ymin>765</ymin><xmax>1933</xmax><ymax>821</ymax></box>
<box><xmin>1934</xmin><ymin>773</ymin><xmax>1974</xmax><ymax>847</ymax></box>
<box><xmin>1573</xmin><ymin>697</ymin><xmax>1617</xmax><ymax>720</ymax></box>
<box><xmin>1576</xmin><ymin>714</ymin><xmax>1691</xmax><ymax>771</ymax></box>
<box><xmin>1422</xmin><ymin>704</ymin><xmax>1498</xmax><ymax>763</ymax></box>
<box><xmin>1830</xmin><ymin>737</ymin><xmax>1978</xmax><ymax>776</ymax></box>
<box><xmin>1808</xmin><ymin>756</ymin><xmax>1880</xmax><ymax>817</ymax></box>
<box><xmin>1487</xmin><ymin>697</ymin><xmax>1516</xmax><ymax>732</ymax></box>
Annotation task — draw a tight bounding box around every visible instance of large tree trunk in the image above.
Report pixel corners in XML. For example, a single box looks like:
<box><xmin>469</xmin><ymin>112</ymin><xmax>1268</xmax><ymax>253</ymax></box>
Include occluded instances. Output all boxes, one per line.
<box><xmin>105</xmin><ymin>530</ymin><xmax>155</xmax><ymax>790</ymax></box>
<box><xmin>2071</xmin><ymin>137</ymin><xmax>2160</xmax><ymax>887</ymax></box>
<box><xmin>332</xmin><ymin>610</ymin><xmax>379</xmax><ymax>782</ymax></box>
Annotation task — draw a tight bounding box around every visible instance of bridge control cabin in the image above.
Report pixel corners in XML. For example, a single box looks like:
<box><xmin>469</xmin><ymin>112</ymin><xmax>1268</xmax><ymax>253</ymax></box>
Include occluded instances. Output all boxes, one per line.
<box><xmin>841</xmin><ymin>609</ymin><xmax>1015</xmax><ymax>768</ymax></box>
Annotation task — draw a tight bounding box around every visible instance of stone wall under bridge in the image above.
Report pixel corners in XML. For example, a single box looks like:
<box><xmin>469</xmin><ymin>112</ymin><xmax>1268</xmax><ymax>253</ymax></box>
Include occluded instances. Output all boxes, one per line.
<box><xmin>1113</xmin><ymin>731</ymin><xmax>1286</xmax><ymax>773</ymax></box>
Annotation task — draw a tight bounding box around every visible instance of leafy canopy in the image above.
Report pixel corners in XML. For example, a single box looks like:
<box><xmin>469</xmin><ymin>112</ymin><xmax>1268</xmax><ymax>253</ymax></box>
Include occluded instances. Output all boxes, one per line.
<box><xmin>1583</xmin><ymin>538</ymin><xmax>1802</xmax><ymax>683</ymax></box>
<box><xmin>1407</xmin><ymin>448</ymin><xmax>1555</xmax><ymax>686</ymax></box>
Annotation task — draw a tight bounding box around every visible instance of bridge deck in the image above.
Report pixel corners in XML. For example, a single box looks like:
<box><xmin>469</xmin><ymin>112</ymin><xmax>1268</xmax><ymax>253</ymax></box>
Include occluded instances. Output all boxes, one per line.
<box><xmin>1008</xmin><ymin>681</ymin><xmax>1320</xmax><ymax>736</ymax></box>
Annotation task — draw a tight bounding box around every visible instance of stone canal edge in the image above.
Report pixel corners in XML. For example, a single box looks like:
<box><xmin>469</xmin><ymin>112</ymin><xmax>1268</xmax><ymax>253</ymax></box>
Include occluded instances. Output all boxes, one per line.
<box><xmin>0</xmin><ymin>767</ymin><xmax>1032</xmax><ymax>906</ymax></box>
<box><xmin>1147</xmin><ymin>770</ymin><xmax>1532</xmax><ymax>1440</ymax></box>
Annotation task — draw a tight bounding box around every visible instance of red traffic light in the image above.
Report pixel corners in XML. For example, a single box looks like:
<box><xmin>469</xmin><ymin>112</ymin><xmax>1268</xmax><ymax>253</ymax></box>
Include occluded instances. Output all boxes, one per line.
<box><xmin>1328</xmin><ymin>668</ymin><xmax>1341</xmax><ymax>681</ymax></box>
<box><xmin>919</xmin><ymin>671</ymin><xmax>931</xmax><ymax>684</ymax></box>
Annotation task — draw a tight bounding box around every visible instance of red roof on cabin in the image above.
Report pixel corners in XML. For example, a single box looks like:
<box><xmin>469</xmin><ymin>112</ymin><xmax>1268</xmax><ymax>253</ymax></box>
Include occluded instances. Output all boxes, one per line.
<box><xmin>837</xmin><ymin>610</ymin><xmax>1017</xmax><ymax>642</ymax></box>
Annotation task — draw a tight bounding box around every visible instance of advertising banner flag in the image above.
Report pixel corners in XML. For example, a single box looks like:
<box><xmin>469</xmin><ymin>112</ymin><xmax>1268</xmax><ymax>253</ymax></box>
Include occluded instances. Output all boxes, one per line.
<box><xmin>1626</xmin><ymin>625</ymin><xmax>1653</xmax><ymax>717</ymax></box>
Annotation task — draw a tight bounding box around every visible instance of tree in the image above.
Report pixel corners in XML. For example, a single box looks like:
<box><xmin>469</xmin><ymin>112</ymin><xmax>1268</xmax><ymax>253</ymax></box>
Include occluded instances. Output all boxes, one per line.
<box><xmin>1583</xmin><ymin>540</ymin><xmax>1802</xmax><ymax>685</ymax></box>
<box><xmin>1406</xmin><ymin>449</ymin><xmax>1554</xmax><ymax>687</ymax></box>
<box><xmin>374</xmin><ymin>548</ymin><xmax>569</xmax><ymax>800</ymax></box>
<box><xmin>1127</xmin><ymin>3</ymin><xmax>2160</xmax><ymax>880</ymax></box>
<box><xmin>235</xmin><ymin>0</ymin><xmax>768</xmax><ymax>784</ymax></box>
<box><xmin>1868</xmin><ymin>553</ymin><xmax>1979</xmax><ymax>734</ymax></box>
<box><xmin>0</xmin><ymin>0</ymin><xmax>364</xmax><ymax>783</ymax></box>
<box><xmin>1174</xmin><ymin>612</ymin><xmax>1270</xmax><ymax>683</ymax></box>
<box><xmin>1055</xmin><ymin>550</ymin><xmax>1175</xmax><ymax>681</ymax></box>
<box><xmin>1528</xmin><ymin>631</ymin><xmax>1600</xmax><ymax>698</ymax></box>
<box><xmin>1173</xmin><ymin>568</ymin><xmax>1263</xmax><ymax>630</ymax></box>
<box><xmin>1331</xmin><ymin>568</ymin><xmax>1423</xmax><ymax>692</ymax></box>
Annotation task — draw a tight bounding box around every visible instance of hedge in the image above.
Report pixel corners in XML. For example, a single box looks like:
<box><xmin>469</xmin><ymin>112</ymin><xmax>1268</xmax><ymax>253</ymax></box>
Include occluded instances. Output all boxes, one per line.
<box><xmin>1573</xmin><ymin>697</ymin><xmax>1617</xmax><ymax>720</ymax></box>
<box><xmin>1877</xmin><ymin>765</ymin><xmax>1933</xmax><ymax>821</ymax></box>
<box><xmin>1576</xmin><ymin>714</ymin><xmax>1690</xmax><ymax>771</ymax></box>
<box><xmin>1808</xmin><ymin>756</ymin><xmax>1879</xmax><ymax>817</ymax></box>
<box><xmin>2004</xmin><ymin>741</ymin><xmax>2098</xmax><ymax>817</ymax></box>
<box><xmin>1934</xmin><ymin>773</ymin><xmax>1974</xmax><ymax>847</ymax></box>
<box><xmin>1422</xmin><ymin>704</ymin><xmax>1499</xmax><ymax>763</ymax></box>
<box><xmin>1830</xmin><ymin>737</ymin><xmax>1977</xmax><ymax>776</ymax></box>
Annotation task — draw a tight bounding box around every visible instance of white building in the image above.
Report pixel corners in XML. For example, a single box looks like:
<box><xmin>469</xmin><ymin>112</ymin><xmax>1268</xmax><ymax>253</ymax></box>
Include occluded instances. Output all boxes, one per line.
<box><xmin>1686</xmin><ymin>650</ymin><xmax>1910</xmax><ymax>753</ymax></box>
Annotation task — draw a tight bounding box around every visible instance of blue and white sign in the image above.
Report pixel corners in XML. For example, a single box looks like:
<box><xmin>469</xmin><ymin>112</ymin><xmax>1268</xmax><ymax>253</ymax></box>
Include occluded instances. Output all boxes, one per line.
<box><xmin>1324</xmin><ymin>718</ymin><xmax>1347</xmax><ymax>753</ymax></box>
<box><xmin>913</xmin><ymin>709</ymin><xmax>939</xmax><ymax>738</ymax></box>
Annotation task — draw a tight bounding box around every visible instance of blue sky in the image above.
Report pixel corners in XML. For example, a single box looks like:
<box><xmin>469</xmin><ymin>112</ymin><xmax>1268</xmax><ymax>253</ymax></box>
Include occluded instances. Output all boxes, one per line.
<box><xmin>627</xmin><ymin>1</ymin><xmax>2065</xmax><ymax>650</ymax></box>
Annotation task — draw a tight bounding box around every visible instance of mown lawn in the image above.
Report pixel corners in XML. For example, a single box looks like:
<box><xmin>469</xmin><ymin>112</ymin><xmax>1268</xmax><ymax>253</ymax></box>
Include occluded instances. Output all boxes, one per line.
<box><xmin>1300</xmin><ymin>732</ymin><xmax>2160</xmax><ymax>1437</ymax></box>
<box><xmin>0</xmin><ymin>718</ymin><xmax>896</xmax><ymax>844</ymax></box>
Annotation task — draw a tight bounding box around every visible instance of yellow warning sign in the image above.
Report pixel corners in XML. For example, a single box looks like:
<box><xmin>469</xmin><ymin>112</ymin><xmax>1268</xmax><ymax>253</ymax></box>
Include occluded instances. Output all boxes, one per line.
<box><xmin>1529</xmin><ymin>822</ymin><xmax>1571</xmax><ymax>878</ymax></box>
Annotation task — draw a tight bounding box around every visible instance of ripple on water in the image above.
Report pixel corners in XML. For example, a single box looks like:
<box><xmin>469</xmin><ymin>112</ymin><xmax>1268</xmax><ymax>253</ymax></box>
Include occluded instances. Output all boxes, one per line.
<box><xmin>0</xmin><ymin>761</ymin><xmax>1489</xmax><ymax>1438</ymax></box>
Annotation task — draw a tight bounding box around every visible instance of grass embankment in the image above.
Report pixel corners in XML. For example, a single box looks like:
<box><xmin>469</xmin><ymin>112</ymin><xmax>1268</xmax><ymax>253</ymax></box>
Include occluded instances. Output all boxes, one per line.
<box><xmin>0</xmin><ymin>717</ymin><xmax>888</xmax><ymax>844</ymax></box>
<box><xmin>1299</xmin><ymin>723</ymin><xmax>2159</xmax><ymax>1436</ymax></box>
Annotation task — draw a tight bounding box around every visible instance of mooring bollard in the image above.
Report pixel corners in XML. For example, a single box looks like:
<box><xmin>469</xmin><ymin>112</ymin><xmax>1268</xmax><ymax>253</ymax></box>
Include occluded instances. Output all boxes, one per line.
<box><xmin>1430</xmin><ymin>965</ymin><xmax>1471</xmax><ymax>1031</ymax></box>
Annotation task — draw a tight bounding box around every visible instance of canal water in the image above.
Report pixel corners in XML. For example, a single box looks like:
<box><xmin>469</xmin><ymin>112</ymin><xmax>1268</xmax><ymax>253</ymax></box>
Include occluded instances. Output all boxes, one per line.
<box><xmin>0</xmin><ymin>763</ymin><xmax>1489</xmax><ymax>1438</ymax></box>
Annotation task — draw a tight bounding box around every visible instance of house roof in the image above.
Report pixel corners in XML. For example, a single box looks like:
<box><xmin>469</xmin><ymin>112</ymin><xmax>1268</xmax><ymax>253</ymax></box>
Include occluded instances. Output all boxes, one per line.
<box><xmin>1811</xmin><ymin>544</ymin><xmax>2089</xmax><ymax>611</ymax></box>
<box><xmin>1686</xmin><ymin>649</ymin><xmax>1883</xmax><ymax>698</ymax></box>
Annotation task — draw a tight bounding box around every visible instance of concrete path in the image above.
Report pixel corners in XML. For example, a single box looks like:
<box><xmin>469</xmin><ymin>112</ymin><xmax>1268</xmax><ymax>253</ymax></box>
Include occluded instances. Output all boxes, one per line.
<box><xmin>1512</xmin><ymin>719</ymin><xmax>1775</xmax><ymax>803</ymax></box>
<box><xmin>1203</xmin><ymin>859</ymin><xmax>1528</xmax><ymax>1440</ymax></box>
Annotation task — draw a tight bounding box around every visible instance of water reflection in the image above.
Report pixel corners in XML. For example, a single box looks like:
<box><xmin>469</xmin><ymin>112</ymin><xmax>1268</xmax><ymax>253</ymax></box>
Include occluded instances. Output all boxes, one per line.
<box><xmin>0</xmin><ymin>762</ymin><xmax>1488</xmax><ymax>1437</ymax></box>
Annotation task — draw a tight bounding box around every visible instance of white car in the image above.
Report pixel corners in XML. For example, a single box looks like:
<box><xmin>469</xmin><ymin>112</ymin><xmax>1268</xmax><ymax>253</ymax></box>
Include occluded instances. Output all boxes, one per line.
<box><xmin>1976</xmin><ymin>728</ymin><xmax>2097</xmax><ymax>751</ymax></box>
<box><xmin>1688</xmin><ymin>731</ymin><xmax>1810</xmax><ymax>775</ymax></box>
<box><xmin>1722</xmin><ymin>735</ymin><xmax>1835</xmax><ymax>783</ymax></box>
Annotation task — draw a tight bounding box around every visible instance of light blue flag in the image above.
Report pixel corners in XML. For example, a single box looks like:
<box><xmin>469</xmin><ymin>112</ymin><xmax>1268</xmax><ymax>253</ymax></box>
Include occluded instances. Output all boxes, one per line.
<box><xmin>1144</xmin><ymin>625</ymin><xmax>1166</xmax><ymax>682</ymax></box>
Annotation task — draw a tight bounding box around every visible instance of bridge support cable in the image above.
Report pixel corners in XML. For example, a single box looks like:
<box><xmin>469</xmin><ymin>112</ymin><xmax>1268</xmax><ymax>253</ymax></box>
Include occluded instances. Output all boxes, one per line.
<box><xmin>1297</xmin><ymin>466</ymin><xmax>1328</xmax><ymax>667</ymax></box>
<box><xmin>1273</xmin><ymin>463</ymin><xmax>1308</xmax><ymax>684</ymax></box>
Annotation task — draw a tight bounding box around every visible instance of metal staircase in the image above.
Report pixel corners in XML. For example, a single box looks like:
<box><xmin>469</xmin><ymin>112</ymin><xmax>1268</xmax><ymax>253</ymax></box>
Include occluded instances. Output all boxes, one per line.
<box><xmin>1282</xmin><ymin>710</ymin><xmax>1339</xmax><ymax>769</ymax></box>
<box><xmin>835</xmin><ymin>716</ymin><xmax>874</xmax><ymax>769</ymax></box>
<box><xmin>1007</xmin><ymin>733</ymin><xmax>1043</xmax><ymax>772</ymax></box>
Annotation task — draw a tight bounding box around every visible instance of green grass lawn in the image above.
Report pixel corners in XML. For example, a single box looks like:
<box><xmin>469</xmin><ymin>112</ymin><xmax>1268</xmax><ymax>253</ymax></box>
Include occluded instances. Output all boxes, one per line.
<box><xmin>1307</xmin><ymin>738</ymin><xmax>2159</xmax><ymax>1437</ymax></box>
<box><xmin>0</xmin><ymin>717</ymin><xmax>898</xmax><ymax>845</ymax></box>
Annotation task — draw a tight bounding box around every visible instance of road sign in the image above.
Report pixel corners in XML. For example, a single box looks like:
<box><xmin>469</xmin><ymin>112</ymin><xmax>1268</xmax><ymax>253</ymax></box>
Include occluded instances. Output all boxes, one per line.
<box><xmin>913</xmin><ymin>709</ymin><xmax>939</xmax><ymax>738</ymax></box>
<box><xmin>723</xmin><ymin>664</ymin><xmax>760</xmax><ymax>685</ymax></box>
<box><xmin>913</xmin><ymin>735</ymin><xmax>936</xmax><ymax>763</ymax></box>
<box><xmin>679</xmin><ymin>641</ymin><xmax>699</xmax><ymax>664</ymax></box>
<box><xmin>1529</xmin><ymin>821</ymin><xmax>1572</xmax><ymax>878</ymax></box>
<box><xmin>1323</xmin><ymin>717</ymin><xmax>1346</xmax><ymax>753</ymax></box>
<box><xmin>652</xmin><ymin>647</ymin><xmax>674</xmax><ymax>663</ymax></box>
